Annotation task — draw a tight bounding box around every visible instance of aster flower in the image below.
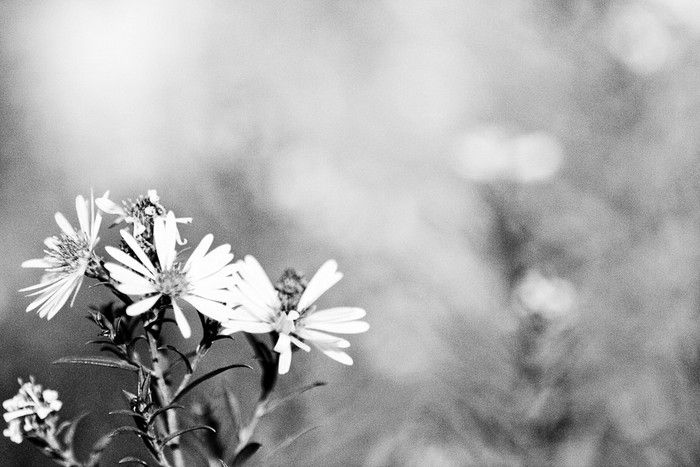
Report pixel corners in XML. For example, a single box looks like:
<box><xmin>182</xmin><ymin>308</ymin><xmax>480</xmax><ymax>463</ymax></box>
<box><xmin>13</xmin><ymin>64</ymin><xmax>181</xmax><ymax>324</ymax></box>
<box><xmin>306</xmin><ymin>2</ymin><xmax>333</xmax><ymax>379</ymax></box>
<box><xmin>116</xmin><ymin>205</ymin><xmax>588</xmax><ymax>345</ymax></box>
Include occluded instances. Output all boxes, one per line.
<box><xmin>104</xmin><ymin>211</ymin><xmax>235</xmax><ymax>338</ymax></box>
<box><xmin>20</xmin><ymin>193</ymin><xmax>103</xmax><ymax>320</ymax></box>
<box><xmin>96</xmin><ymin>189</ymin><xmax>191</xmax><ymax>245</ymax></box>
<box><xmin>3</xmin><ymin>377</ymin><xmax>63</xmax><ymax>444</ymax></box>
<box><xmin>222</xmin><ymin>256</ymin><xmax>369</xmax><ymax>375</ymax></box>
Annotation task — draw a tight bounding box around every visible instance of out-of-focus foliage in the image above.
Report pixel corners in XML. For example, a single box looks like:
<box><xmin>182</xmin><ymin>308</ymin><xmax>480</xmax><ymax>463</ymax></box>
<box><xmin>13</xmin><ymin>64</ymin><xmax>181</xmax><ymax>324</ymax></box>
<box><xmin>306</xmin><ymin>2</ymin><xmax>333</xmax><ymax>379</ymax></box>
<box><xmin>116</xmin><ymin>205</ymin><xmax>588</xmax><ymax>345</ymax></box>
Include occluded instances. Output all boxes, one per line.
<box><xmin>0</xmin><ymin>0</ymin><xmax>698</xmax><ymax>465</ymax></box>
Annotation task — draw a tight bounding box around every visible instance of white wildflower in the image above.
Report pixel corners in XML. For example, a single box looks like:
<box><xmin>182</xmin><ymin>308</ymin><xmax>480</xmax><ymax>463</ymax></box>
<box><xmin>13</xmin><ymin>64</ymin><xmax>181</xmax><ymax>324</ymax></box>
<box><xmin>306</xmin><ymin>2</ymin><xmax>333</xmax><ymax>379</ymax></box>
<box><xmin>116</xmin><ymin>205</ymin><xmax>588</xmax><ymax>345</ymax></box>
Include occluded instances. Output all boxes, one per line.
<box><xmin>105</xmin><ymin>211</ymin><xmax>235</xmax><ymax>338</ymax></box>
<box><xmin>20</xmin><ymin>193</ymin><xmax>102</xmax><ymax>319</ymax></box>
<box><xmin>222</xmin><ymin>256</ymin><xmax>369</xmax><ymax>374</ymax></box>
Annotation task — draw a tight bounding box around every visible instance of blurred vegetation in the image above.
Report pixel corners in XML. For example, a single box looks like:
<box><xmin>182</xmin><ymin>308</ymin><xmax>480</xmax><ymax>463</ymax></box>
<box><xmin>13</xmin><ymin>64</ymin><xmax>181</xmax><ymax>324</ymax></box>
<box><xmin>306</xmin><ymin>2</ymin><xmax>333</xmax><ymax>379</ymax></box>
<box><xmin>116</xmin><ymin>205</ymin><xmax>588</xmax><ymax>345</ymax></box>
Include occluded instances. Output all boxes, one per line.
<box><xmin>0</xmin><ymin>0</ymin><xmax>699</xmax><ymax>465</ymax></box>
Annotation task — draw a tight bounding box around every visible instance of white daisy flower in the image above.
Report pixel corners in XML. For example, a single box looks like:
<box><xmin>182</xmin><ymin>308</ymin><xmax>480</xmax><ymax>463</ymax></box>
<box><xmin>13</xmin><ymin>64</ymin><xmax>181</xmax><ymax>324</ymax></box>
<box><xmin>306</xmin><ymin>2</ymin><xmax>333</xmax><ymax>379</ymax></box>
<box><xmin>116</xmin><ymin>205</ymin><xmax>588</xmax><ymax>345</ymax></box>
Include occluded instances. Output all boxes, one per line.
<box><xmin>96</xmin><ymin>190</ymin><xmax>191</xmax><ymax>244</ymax></box>
<box><xmin>3</xmin><ymin>377</ymin><xmax>63</xmax><ymax>444</ymax></box>
<box><xmin>20</xmin><ymin>193</ymin><xmax>103</xmax><ymax>320</ymax></box>
<box><xmin>104</xmin><ymin>211</ymin><xmax>235</xmax><ymax>338</ymax></box>
<box><xmin>222</xmin><ymin>256</ymin><xmax>369</xmax><ymax>375</ymax></box>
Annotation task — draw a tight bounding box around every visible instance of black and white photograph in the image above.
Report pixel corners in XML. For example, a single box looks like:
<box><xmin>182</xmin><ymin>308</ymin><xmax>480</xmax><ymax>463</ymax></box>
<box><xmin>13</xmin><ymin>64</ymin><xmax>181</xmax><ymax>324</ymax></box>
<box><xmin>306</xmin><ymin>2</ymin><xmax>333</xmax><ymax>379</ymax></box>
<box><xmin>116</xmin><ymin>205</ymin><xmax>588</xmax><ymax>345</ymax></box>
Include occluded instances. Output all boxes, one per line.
<box><xmin>1</xmin><ymin>1</ymin><xmax>699</xmax><ymax>465</ymax></box>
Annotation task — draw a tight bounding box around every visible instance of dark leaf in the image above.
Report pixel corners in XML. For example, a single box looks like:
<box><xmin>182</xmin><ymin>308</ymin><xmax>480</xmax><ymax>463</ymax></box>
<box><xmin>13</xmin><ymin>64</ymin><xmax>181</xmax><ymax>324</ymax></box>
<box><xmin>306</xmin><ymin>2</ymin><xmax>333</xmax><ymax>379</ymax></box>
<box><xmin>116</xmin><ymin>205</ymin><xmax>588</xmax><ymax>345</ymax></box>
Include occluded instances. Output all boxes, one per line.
<box><xmin>159</xmin><ymin>345</ymin><xmax>193</xmax><ymax>374</ymax></box>
<box><xmin>86</xmin><ymin>426</ymin><xmax>151</xmax><ymax>467</ymax></box>
<box><xmin>63</xmin><ymin>412</ymin><xmax>89</xmax><ymax>446</ymax></box>
<box><xmin>53</xmin><ymin>356</ymin><xmax>139</xmax><ymax>372</ymax></box>
<box><xmin>265</xmin><ymin>426</ymin><xmax>320</xmax><ymax>461</ymax></box>
<box><xmin>147</xmin><ymin>404</ymin><xmax>185</xmax><ymax>426</ymax></box>
<box><xmin>245</xmin><ymin>334</ymin><xmax>277</xmax><ymax>400</ymax></box>
<box><xmin>231</xmin><ymin>442</ymin><xmax>261</xmax><ymax>466</ymax></box>
<box><xmin>172</xmin><ymin>364</ymin><xmax>252</xmax><ymax>403</ymax></box>
<box><xmin>109</xmin><ymin>409</ymin><xmax>146</xmax><ymax>420</ymax></box>
<box><xmin>85</xmin><ymin>339</ymin><xmax>113</xmax><ymax>346</ymax></box>
<box><xmin>118</xmin><ymin>457</ymin><xmax>149</xmax><ymax>466</ymax></box>
<box><xmin>265</xmin><ymin>381</ymin><xmax>326</xmax><ymax>414</ymax></box>
<box><xmin>160</xmin><ymin>425</ymin><xmax>215</xmax><ymax>446</ymax></box>
<box><xmin>223</xmin><ymin>387</ymin><xmax>242</xmax><ymax>431</ymax></box>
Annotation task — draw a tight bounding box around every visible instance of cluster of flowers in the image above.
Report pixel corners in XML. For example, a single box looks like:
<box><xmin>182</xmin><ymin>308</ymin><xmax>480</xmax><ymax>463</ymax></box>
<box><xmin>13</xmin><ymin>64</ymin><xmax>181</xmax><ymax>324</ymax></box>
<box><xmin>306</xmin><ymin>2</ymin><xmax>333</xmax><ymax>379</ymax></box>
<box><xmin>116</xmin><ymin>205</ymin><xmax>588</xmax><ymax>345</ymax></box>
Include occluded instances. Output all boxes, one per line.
<box><xmin>3</xmin><ymin>377</ymin><xmax>62</xmax><ymax>444</ymax></box>
<box><xmin>8</xmin><ymin>189</ymin><xmax>369</xmax><ymax>448</ymax></box>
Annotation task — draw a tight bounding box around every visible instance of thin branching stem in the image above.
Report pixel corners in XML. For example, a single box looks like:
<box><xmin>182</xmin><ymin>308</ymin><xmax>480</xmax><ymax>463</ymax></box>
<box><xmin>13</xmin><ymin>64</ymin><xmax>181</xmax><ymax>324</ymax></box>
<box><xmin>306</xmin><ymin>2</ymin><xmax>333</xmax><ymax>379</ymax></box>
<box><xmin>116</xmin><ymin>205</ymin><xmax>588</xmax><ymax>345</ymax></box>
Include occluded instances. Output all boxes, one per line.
<box><xmin>146</xmin><ymin>317</ymin><xmax>185</xmax><ymax>467</ymax></box>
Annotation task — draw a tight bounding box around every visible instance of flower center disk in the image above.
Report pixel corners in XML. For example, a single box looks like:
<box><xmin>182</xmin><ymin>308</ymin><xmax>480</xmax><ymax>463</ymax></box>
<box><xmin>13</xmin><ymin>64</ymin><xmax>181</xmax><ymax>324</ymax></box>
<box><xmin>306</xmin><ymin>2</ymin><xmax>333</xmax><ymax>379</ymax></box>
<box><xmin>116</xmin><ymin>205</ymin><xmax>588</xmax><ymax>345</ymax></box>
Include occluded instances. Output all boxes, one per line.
<box><xmin>155</xmin><ymin>269</ymin><xmax>189</xmax><ymax>297</ymax></box>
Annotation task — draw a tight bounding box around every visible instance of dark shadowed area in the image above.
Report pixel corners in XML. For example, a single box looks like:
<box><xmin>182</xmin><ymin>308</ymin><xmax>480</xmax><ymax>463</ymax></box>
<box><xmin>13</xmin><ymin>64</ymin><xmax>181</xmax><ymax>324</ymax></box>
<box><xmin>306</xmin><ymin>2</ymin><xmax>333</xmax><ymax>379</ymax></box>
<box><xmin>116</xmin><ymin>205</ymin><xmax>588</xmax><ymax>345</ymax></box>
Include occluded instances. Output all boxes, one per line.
<box><xmin>1</xmin><ymin>1</ymin><xmax>699</xmax><ymax>465</ymax></box>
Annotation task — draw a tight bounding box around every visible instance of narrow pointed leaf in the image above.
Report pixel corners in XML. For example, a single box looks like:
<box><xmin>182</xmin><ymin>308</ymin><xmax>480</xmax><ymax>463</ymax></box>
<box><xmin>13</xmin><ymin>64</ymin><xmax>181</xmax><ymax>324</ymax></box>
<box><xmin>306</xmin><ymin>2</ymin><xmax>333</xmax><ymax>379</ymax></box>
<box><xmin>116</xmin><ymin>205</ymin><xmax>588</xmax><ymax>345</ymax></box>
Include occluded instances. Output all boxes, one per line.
<box><xmin>109</xmin><ymin>409</ymin><xmax>146</xmax><ymax>420</ymax></box>
<box><xmin>147</xmin><ymin>404</ymin><xmax>185</xmax><ymax>426</ymax></box>
<box><xmin>264</xmin><ymin>426</ymin><xmax>319</xmax><ymax>461</ymax></box>
<box><xmin>119</xmin><ymin>457</ymin><xmax>149</xmax><ymax>466</ymax></box>
<box><xmin>63</xmin><ymin>412</ymin><xmax>89</xmax><ymax>446</ymax></box>
<box><xmin>232</xmin><ymin>442</ymin><xmax>261</xmax><ymax>466</ymax></box>
<box><xmin>160</xmin><ymin>425</ymin><xmax>215</xmax><ymax>446</ymax></box>
<box><xmin>86</xmin><ymin>426</ymin><xmax>151</xmax><ymax>467</ymax></box>
<box><xmin>159</xmin><ymin>345</ymin><xmax>193</xmax><ymax>374</ymax></box>
<box><xmin>223</xmin><ymin>387</ymin><xmax>242</xmax><ymax>431</ymax></box>
<box><xmin>265</xmin><ymin>381</ymin><xmax>326</xmax><ymax>414</ymax></box>
<box><xmin>54</xmin><ymin>356</ymin><xmax>139</xmax><ymax>372</ymax></box>
<box><xmin>172</xmin><ymin>364</ymin><xmax>252</xmax><ymax>403</ymax></box>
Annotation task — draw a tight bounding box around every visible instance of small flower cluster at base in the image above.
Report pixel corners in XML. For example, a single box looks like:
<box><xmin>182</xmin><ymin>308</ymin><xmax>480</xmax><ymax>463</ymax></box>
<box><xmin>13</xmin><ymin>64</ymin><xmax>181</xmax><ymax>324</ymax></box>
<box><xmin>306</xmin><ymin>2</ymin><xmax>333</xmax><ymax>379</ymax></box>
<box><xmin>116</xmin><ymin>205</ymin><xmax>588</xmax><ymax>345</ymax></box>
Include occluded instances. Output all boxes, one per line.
<box><xmin>3</xmin><ymin>377</ymin><xmax>62</xmax><ymax>444</ymax></box>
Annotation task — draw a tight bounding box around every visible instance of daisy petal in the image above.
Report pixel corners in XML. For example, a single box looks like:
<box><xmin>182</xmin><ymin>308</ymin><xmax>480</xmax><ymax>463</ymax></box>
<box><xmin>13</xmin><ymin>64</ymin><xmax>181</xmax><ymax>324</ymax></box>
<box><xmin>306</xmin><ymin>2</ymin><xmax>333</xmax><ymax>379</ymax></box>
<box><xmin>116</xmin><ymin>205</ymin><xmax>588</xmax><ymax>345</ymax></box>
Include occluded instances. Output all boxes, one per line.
<box><xmin>296</xmin><ymin>328</ymin><xmax>351</xmax><ymax>348</ymax></box>
<box><xmin>104</xmin><ymin>263</ymin><xmax>153</xmax><ymax>288</ymax></box>
<box><xmin>105</xmin><ymin>246</ymin><xmax>155</xmax><ymax>279</ymax></box>
<box><xmin>22</xmin><ymin>258</ymin><xmax>53</xmax><ymax>269</ymax></box>
<box><xmin>75</xmin><ymin>195</ymin><xmax>89</xmax><ymax>234</ymax></box>
<box><xmin>172</xmin><ymin>299</ymin><xmax>192</xmax><ymax>338</ymax></box>
<box><xmin>239</xmin><ymin>255</ymin><xmax>279</xmax><ymax>305</ymax></box>
<box><xmin>303</xmin><ymin>320</ymin><xmax>369</xmax><ymax>334</ymax></box>
<box><xmin>120</xmin><ymin>230</ymin><xmax>157</xmax><ymax>275</ymax></box>
<box><xmin>126</xmin><ymin>294</ymin><xmax>161</xmax><ymax>316</ymax></box>
<box><xmin>303</xmin><ymin>307</ymin><xmax>366</xmax><ymax>324</ymax></box>
<box><xmin>95</xmin><ymin>194</ymin><xmax>125</xmax><ymax>215</ymax></box>
<box><xmin>183</xmin><ymin>234</ymin><xmax>213</xmax><ymax>271</ymax></box>
<box><xmin>278</xmin><ymin>350</ymin><xmax>292</xmax><ymax>375</ymax></box>
<box><xmin>54</xmin><ymin>212</ymin><xmax>76</xmax><ymax>237</ymax></box>
<box><xmin>220</xmin><ymin>320</ymin><xmax>275</xmax><ymax>334</ymax></box>
<box><xmin>181</xmin><ymin>295</ymin><xmax>231</xmax><ymax>322</ymax></box>
<box><xmin>296</xmin><ymin>260</ymin><xmax>343</xmax><ymax>311</ymax></box>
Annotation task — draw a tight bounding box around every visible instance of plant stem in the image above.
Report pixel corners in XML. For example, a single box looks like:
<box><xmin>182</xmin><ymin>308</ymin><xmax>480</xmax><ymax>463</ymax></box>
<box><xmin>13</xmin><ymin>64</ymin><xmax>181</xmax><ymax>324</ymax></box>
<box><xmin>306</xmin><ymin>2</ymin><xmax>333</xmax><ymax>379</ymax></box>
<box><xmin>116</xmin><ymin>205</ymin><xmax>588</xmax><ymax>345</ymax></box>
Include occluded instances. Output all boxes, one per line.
<box><xmin>146</xmin><ymin>325</ymin><xmax>185</xmax><ymax>467</ymax></box>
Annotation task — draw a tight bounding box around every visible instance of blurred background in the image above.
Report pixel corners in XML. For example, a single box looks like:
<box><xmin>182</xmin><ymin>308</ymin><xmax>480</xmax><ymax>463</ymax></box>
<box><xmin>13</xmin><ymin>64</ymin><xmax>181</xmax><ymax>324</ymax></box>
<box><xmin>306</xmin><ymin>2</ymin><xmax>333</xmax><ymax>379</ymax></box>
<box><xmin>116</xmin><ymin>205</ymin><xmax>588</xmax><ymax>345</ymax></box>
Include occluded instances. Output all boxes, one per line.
<box><xmin>1</xmin><ymin>0</ymin><xmax>699</xmax><ymax>465</ymax></box>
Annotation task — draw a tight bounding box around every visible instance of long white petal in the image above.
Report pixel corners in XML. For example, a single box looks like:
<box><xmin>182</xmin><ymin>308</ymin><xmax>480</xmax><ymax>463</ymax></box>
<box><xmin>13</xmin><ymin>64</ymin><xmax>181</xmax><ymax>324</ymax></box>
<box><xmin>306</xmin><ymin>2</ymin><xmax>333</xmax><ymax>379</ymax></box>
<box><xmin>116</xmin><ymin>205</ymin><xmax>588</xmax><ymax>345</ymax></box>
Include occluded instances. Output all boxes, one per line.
<box><xmin>104</xmin><ymin>263</ymin><xmax>152</xmax><ymax>288</ymax></box>
<box><xmin>220</xmin><ymin>320</ymin><xmax>275</xmax><ymax>334</ymax></box>
<box><xmin>54</xmin><ymin>212</ymin><xmax>76</xmax><ymax>237</ymax></box>
<box><xmin>303</xmin><ymin>307</ymin><xmax>366</xmax><ymax>324</ymax></box>
<box><xmin>296</xmin><ymin>328</ymin><xmax>351</xmax><ymax>348</ymax></box>
<box><xmin>189</xmin><ymin>288</ymin><xmax>235</xmax><ymax>304</ymax></box>
<box><xmin>105</xmin><ymin>246</ymin><xmax>155</xmax><ymax>280</ymax></box>
<box><xmin>239</xmin><ymin>256</ymin><xmax>279</xmax><ymax>306</ymax></box>
<box><xmin>21</xmin><ymin>258</ymin><xmax>53</xmax><ymax>269</ymax></box>
<box><xmin>163</xmin><ymin>211</ymin><xmax>178</xmax><ymax>268</ymax></box>
<box><xmin>289</xmin><ymin>335</ymin><xmax>311</xmax><ymax>352</ymax></box>
<box><xmin>319</xmin><ymin>348</ymin><xmax>353</xmax><ymax>366</ymax></box>
<box><xmin>116</xmin><ymin>281</ymin><xmax>158</xmax><ymax>296</ymax></box>
<box><xmin>120</xmin><ymin>229</ymin><xmax>157</xmax><ymax>275</ymax></box>
<box><xmin>181</xmin><ymin>295</ymin><xmax>231</xmax><ymax>322</ymax></box>
<box><xmin>172</xmin><ymin>299</ymin><xmax>192</xmax><ymax>338</ymax></box>
<box><xmin>95</xmin><ymin>195</ymin><xmax>125</xmax><ymax>215</ymax></box>
<box><xmin>183</xmin><ymin>234</ymin><xmax>213</xmax><ymax>271</ymax></box>
<box><xmin>126</xmin><ymin>294</ymin><xmax>161</xmax><ymax>316</ymax></box>
<box><xmin>296</xmin><ymin>260</ymin><xmax>343</xmax><ymax>311</ymax></box>
<box><xmin>229</xmin><ymin>287</ymin><xmax>276</xmax><ymax>322</ymax></box>
<box><xmin>75</xmin><ymin>195</ymin><xmax>89</xmax><ymax>234</ymax></box>
<box><xmin>188</xmin><ymin>245</ymin><xmax>232</xmax><ymax>281</ymax></box>
<box><xmin>278</xmin><ymin>350</ymin><xmax>292</xmax><ymax>375</ymax></box>
<box><xmin>303</xmin><ymin>320</ymin><xmax>369</xmax><ymax>334</ymax></box>
<box><xmin>274</xmin><ymin>333</ymin><xmax>292</xmax><ymax>354</ymax></box>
